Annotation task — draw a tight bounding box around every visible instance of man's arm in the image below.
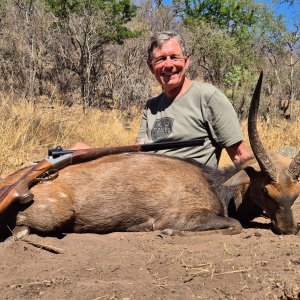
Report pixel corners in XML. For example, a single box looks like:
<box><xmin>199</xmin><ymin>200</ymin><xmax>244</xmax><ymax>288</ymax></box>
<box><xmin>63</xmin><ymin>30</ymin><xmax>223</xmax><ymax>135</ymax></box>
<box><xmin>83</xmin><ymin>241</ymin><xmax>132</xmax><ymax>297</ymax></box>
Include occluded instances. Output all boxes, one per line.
<box><xmin>226</xmin><ymin>141</ymin><xmax>253</xmax><ymax>167</ymax></box>
<box><xmin>68</xmin><ymin>142</ymin><xmax>92</xmax><ymax>150</ymax></box>
<box><xmin>135</xmin><ymin>138</ymin><xmax>145</xmax><ymax>144</ymax></box>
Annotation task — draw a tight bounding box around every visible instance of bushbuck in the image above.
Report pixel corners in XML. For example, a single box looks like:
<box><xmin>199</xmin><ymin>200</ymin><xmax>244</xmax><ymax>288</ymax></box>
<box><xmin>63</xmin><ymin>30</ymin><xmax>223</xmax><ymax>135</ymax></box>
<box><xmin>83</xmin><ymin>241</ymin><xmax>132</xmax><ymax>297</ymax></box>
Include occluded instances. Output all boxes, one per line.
<box><xmin>0</xmin><ymin>73</ymin><xmax>299</xmax><ymax>240</ymax></box>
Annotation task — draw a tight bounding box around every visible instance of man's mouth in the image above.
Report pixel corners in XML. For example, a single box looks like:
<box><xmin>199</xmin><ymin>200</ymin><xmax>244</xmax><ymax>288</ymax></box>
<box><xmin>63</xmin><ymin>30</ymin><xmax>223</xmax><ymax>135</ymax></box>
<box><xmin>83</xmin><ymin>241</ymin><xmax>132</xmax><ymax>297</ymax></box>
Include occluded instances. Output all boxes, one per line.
<box><xmin>162</xmin><ymin>71</ymin><xmax>178</xmax><ymax>76</ymax></box>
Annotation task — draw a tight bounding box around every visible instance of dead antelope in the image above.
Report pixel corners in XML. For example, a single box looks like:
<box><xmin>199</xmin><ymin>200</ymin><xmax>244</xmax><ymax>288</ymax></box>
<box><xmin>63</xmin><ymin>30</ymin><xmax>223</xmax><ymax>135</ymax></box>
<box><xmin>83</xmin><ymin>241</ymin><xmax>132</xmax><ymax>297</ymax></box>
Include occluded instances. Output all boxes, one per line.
<box><xmin>0</xmin><ymin>72</ymin><xmax>299</xmax><ymax>240</ymax></box>
<box><xmin>223</xmin><ymin>72</ymin><xmax>300</xmax><ymax>234</ymax></box>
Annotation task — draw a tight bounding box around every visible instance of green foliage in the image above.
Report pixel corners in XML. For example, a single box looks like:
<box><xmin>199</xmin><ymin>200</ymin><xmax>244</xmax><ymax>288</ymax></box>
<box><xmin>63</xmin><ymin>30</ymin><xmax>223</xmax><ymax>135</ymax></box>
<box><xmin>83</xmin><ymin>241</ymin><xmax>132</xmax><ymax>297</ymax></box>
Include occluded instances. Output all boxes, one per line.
<box><xmin>261</xmin><ymin>13</ymin><xmax>298</xmax><ymax>53</ymax></box>
<box><xmin>188</xmin><ymin>19</ymin><xmax>237</xmax><ymax>65</ymax></box>
<box><xmin>99</xmin><ymin>0</ymin><xmax>140</xmax><ymax>43</ymax></box>
<box><xmin>45</xmin><ymin>0</ymin><xmax>81</xmax><ymax>20</ymax></box>
<box><xmin>178</xmin><ymin>0</ymin><xmax>262</xmax><ymax>34</ymax></box>
<box><xmin>44</xmin><ymin>0</ymin><xmax>139</xmax><ymax>44</ymax></box>
<box><xmin>224</xmin><ymin>65</ymin><xmax>251</xmax><ymax>87</ymax></box>
<box><xmin>174</xmin><ymin>0</ymin><xmax>276</xmax><ymax>88</ymax></box>
<box><xmin>186</xmin><ymin>18</ymin><xmax>259</xmax><ymax>86</ymax></box>
<box><xmin>40</xmin><ymin>0</ymin><xmax>140</xmax><ymax>110</ymax></box>
<box><xmin>176</xmin><ymin>0</ymin><xmax>276</xmax><ymax>52</ymax></box>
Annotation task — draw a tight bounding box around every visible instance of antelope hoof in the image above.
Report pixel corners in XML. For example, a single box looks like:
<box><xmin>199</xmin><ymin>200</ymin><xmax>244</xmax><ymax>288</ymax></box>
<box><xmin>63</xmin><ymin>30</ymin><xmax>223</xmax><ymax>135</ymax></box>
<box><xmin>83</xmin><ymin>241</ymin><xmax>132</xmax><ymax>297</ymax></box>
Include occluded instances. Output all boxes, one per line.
<box><xmin>158</xmin><ymin>229</ymin><xmax>185</xmax><ymax>238</ymax></box>
<box><xmin>4</xmin><ymin>226</ymin><xmax>30</xmax><ymax>243</ymax></box>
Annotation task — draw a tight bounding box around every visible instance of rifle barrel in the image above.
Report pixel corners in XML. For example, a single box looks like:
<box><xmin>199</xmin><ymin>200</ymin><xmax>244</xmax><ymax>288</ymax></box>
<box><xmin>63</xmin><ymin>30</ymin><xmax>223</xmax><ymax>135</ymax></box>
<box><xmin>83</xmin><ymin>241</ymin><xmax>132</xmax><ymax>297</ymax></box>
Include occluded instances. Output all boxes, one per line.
<box><xmin>48</xmin><ymin>138</ymin><xmax>205</xmax><ymax>158</ymax></box>
<box><xmin>140</xmin><ymin>139</ymin><xmax>205</xmax><ymax>151</ymax></box>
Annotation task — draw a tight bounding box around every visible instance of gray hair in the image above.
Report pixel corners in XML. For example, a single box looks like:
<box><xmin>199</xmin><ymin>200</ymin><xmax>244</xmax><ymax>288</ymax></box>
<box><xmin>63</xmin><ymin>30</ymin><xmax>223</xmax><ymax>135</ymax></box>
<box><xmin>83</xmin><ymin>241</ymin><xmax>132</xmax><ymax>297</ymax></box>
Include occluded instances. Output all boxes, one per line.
<box><xmin>147</xmin><ymin>31</ymin><xmax>188</xmax><ymax>61</ymax></box>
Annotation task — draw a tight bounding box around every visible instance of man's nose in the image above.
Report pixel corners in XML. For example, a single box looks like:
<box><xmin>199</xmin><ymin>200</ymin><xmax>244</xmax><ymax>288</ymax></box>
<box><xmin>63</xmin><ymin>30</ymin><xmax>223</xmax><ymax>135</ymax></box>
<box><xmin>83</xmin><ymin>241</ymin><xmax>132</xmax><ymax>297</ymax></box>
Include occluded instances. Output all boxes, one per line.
<box><xmin>164</xmin><ymin>56</ymin><xmax>174</xmax><ymax>68</ymax></box>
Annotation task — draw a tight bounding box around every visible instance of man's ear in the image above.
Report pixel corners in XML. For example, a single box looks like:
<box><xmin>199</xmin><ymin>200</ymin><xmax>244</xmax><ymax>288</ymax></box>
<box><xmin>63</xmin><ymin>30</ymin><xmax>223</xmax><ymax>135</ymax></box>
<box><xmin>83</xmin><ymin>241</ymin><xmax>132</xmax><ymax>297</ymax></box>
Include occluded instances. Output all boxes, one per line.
<box><xmin>184</xmin><ymin>54</ymin><xmax>190</xmax><ymax>70</ymax></box>
<box><xmin>147</xmin><ymin>60</ymin><xmax>154</xmax><ymax>74</ymax></box>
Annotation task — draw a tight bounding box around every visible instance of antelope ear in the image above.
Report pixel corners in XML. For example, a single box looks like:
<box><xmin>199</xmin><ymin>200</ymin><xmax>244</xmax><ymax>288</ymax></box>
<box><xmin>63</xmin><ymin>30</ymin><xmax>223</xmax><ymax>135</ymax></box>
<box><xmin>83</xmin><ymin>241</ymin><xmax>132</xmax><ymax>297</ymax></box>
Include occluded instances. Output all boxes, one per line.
<box><xmin>223</xmin><ymin>170</ymin><xmax>251</xmax><ymax>187</ymax></box>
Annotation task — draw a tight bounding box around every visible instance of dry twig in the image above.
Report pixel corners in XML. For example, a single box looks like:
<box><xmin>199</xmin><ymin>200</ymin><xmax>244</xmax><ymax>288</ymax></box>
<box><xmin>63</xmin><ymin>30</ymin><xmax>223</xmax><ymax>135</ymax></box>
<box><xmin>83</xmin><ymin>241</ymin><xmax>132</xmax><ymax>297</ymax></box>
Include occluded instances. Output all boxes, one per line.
<box><xmin>7</xmin><ymin>225</ymin><xmax>63</xmax><ymax>254</ymax></box>
<box><xmin>212</xmin><ymin>268</ymin><xmax>252</xmax><ymax>278</ymax></box>
<box><xmin>20</xmin><ymin>238</ymin><xmax>64</xmax><ymax>254</ymax></box>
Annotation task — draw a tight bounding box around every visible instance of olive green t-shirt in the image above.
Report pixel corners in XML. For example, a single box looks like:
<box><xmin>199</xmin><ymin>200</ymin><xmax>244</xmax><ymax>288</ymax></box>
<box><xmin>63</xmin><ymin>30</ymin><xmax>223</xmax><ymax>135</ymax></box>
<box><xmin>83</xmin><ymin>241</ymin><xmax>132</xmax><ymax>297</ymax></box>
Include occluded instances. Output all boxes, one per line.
<box><xmin>137</xmin><ymin>81</ymin><xmax>243</xmax><ymax>168</ymax></box>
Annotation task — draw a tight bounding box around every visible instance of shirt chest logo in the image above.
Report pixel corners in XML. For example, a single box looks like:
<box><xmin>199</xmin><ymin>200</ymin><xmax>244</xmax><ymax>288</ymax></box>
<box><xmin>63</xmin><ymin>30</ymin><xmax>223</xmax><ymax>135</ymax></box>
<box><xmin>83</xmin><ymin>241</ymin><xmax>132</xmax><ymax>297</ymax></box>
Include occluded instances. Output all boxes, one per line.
<box><xmin>151</xmin><ymin>117</ymin><xmax>174</xmax><ymax>142</ymax></box>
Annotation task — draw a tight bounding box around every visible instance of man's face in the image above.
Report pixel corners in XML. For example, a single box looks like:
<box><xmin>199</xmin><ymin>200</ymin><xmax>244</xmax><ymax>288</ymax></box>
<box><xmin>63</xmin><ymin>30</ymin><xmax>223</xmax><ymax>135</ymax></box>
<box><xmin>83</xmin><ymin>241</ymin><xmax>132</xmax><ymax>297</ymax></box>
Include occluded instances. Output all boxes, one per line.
<box><xmin>148</xmin><ymin>38</ymin><xmax>190</xmax><ymax>95</ymax></box>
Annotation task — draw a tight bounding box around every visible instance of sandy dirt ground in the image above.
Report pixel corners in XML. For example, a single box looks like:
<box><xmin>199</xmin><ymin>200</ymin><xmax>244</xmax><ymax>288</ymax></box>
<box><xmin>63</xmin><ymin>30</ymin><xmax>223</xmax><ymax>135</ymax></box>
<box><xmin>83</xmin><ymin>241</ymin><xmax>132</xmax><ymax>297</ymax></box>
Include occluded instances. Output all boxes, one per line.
<box><xmin>0</xmin><ymin>200</ymin><xmax>299</xmax><ymax>300</ymax></box>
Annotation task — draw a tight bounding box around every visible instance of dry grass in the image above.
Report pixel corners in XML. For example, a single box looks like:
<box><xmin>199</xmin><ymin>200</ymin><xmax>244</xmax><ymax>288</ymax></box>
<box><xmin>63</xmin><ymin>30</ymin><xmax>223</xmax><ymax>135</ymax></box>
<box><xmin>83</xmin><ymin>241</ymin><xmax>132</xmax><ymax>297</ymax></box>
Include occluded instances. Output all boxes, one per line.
<box><xmin>0</xmin><ymin>95</ymin><xmax>299</xmax><ymax>174</ymax></box>
<box><xmin>0</xmin><ymin>97</ymin><xmax>140</xmax><ymax>174</ymax></box>
<box><xmin>220</xmin><ymin>118</ymin><xmax>300</xmax><ymax>166</ymax></box>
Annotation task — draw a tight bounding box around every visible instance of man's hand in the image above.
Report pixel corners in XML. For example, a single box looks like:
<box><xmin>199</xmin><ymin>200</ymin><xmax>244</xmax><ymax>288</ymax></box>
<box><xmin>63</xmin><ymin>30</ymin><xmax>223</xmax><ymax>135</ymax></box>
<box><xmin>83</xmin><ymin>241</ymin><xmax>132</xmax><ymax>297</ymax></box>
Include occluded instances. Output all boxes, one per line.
<box><xmin>68</xmin><ymin>142</ymin><xmax>92</xmax><ymax>150</ymax></box>
<box><xmin>135</xmin><ymin>138</ymin><xmax>145</xmax><ymax>145</ymax></box>
<box><xmin>226</xmin><ymin>141</ymin><xmax>253</xmax><ymax>167</ymax></box>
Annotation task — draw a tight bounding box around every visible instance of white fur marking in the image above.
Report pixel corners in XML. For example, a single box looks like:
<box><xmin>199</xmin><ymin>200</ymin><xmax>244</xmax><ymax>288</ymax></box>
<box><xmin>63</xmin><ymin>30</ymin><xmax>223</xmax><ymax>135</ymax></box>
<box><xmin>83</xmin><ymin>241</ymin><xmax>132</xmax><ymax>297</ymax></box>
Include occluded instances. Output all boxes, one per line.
<box><xmin>38</xmin><ymin>204</ymin><xmax>47</xmax><ymax>210</ymax></box>
<box><xmin>17</xmin><ymin>214</ymin><xmax>27</xmax><ymax>222</ymax></box>
<box><xmin>57</xmin><ymin>192</ymin><xmax>68</xmax><ymax>198</ymax></box>
<box><xmin>47</xmin><ymin>198</ymin><xmax>57</xmax><ymax>203</ymax></box>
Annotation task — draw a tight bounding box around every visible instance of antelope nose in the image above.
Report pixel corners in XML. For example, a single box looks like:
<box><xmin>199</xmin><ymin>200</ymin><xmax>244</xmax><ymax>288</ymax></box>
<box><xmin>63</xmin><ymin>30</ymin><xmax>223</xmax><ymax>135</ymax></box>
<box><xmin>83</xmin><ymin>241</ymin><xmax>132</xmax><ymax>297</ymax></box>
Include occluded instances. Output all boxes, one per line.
<box><xmin>272</xmin><ymin>222</ymin><xmax>299</xmax><ymax>235</ymax></box>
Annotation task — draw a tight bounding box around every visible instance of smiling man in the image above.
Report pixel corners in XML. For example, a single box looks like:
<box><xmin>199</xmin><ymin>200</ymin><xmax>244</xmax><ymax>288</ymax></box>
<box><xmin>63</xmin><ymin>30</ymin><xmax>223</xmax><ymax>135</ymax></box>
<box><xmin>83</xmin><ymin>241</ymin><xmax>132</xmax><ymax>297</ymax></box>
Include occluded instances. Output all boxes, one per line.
<box><xmin>136</xmin><ymin>31</ymin><xmax>252</xmax><ymax>168</ymax></box>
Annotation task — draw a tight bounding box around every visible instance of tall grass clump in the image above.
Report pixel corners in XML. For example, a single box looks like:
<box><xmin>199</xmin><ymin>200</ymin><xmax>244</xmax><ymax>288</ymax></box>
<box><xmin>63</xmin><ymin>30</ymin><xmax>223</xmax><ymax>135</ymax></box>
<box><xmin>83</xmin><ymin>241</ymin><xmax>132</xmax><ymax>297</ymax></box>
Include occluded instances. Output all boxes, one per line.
<box><xmin>0</xmin><ymin>96</ymin><xmax>141</xmax><ymax>174</ymax></box>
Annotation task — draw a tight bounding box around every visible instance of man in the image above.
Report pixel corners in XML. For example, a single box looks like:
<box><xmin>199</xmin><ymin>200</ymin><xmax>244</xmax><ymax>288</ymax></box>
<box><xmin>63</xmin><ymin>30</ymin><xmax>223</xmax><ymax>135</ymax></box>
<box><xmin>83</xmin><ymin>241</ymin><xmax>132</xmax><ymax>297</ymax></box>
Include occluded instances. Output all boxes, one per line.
<box><xmin>136</xmin><ymin>31</ymin><xmax>252</xmax><ymax>168</ymax></box>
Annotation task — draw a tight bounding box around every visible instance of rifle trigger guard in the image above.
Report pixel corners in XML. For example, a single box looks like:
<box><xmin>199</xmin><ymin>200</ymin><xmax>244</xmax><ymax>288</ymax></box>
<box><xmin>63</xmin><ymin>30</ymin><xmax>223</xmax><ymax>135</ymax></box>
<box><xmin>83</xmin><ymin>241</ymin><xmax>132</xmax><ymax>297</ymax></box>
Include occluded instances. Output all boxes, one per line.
<box><xmin>36</xmin><ymin>169</ymin><xmax>59</xmax><ymax>182</ymax></box>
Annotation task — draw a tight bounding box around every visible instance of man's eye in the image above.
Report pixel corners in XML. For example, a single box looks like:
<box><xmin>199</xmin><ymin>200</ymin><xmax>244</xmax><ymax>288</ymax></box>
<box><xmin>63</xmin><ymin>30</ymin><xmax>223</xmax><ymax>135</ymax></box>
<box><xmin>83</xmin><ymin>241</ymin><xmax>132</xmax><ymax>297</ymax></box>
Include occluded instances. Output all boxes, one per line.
<box><xmin>170</xmin><ymin>56</ymin><xmax>180</xmax><ymax>61</ymax></box>
<box><xmin>152</xmin><ymin>55</ymin><xmax>184</xmax><ymax>65</ymax></box>
<box><xmin>154</xmin><ymin>57</ymin><xmax>166</xmax><ymax>64</ymax></box>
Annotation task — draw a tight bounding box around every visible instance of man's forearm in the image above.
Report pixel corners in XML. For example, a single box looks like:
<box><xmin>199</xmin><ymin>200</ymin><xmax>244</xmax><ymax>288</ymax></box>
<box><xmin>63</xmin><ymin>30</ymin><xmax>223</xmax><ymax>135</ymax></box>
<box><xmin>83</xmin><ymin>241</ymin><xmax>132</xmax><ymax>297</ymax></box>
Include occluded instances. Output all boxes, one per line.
<box><xmin>226</xmin><ymin>141</ymin><xmax>253</xmax><ymax>167</ymax></box>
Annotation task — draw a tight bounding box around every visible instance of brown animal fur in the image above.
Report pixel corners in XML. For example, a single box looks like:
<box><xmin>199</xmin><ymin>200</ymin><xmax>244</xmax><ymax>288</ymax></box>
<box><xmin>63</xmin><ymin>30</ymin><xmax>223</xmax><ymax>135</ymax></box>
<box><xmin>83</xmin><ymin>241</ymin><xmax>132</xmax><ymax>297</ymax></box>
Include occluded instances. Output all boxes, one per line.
<box><xmin>0</xmin><ymin>153</ymin><xmax>241</xmax><ymax>238</ymax></box>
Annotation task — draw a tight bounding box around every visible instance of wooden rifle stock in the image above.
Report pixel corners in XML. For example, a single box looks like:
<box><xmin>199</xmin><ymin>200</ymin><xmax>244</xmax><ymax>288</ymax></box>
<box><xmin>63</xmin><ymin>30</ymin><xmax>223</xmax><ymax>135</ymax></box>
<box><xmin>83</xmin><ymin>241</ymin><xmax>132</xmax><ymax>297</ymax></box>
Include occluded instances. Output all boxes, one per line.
<box><xmin>0</xmin><ymin>159</ymin><xmax>55</xmax><ymax>214</ymax></box>
<box><xmin>0</xmin><ymin>138</ymin><xmax>205</xmax><ymax>214</ymax></box>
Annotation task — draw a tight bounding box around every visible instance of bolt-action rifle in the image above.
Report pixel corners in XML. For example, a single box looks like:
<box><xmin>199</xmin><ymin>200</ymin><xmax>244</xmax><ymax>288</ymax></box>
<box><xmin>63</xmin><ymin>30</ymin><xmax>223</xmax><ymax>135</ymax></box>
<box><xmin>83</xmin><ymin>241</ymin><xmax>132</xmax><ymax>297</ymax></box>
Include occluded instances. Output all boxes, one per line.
<box><xmin>0</xmin><ymin>138</ymin><xmax>205</xmax><ymax>214</ymax></box>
